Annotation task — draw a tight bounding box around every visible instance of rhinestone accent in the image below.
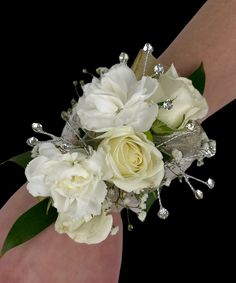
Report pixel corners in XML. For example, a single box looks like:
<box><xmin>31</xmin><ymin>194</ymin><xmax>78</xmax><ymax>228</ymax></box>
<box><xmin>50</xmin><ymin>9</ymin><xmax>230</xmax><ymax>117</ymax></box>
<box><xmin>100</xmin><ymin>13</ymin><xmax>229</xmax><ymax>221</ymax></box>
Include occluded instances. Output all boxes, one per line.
<box><xmin>119</xmin><ymin>52</ymin><xmax>129</xmax><ymax>64</ymax></box>
<box><xmin>163</xmin><ymin>99</ymin><xmax>173</xmax><ymax>110</ymax></box>
<box><xmin>143</xmin><ymin>43</ymin><xmax>154</xmax><ymax>53</ymax></box>
<box><xmin>157</xmin><ymin>207</ymin><xmax>169</xmax><ymax>219</ymax></box>
<box><xmin>60</xmin><ymin>143</ymin><xmax>70</xmax><ymax>151</ymax></box>
<box><xmin>186</xmin><ymin>121</ymin><xmax>195</xmax><ymax>131</ymax></box>
<box><xmin>32</xmin><ymin>123</ymin><xmax>43</xmax><ymax>133</ymax></box>
<box><xmin>207</xmin><ymin>178</ymin><xmax>215</xmax><ymax>189</ymax></box>
<box><xmin>154</xmin><ymin>64</ymin><xmax>164</xmax><ymax>75</ymax></box>
<box><xmin>27</xmin><ymin>137</ymin><xmax>39</xmax><ymax>147</ymax></box>
<box><xmin>128</xmin><ymin>224</ymin><xmax>134</xmax><ymax>231</ymax></box>
<box><xmin>194</xmin><ymin>189</ymin><xmax>203</xmax><ymax>200</ymax></box>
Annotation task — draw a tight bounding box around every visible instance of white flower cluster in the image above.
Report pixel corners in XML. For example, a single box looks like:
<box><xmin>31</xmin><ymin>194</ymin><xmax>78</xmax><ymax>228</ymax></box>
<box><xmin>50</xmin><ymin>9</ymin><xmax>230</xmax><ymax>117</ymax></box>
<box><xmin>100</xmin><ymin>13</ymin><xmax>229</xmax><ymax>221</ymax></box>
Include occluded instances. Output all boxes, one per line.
<box><xmin>25</xmin><ymin>62</ymin><xmax>208</xmax><ymax>244</ymax></box>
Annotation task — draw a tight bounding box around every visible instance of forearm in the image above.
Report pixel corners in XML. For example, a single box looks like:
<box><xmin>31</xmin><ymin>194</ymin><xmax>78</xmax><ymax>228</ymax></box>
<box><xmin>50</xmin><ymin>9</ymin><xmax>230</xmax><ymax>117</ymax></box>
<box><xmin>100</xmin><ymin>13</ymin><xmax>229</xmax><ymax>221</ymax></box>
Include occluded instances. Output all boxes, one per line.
<box><xmin>0</xmin><ymin>185</ymin><xmax>123</xmax><ymax>283</ymax></box>
<box><xmin>158</xmin><ymin>0</ymin><xmax>236</xmax><ymax>118</ymax></box>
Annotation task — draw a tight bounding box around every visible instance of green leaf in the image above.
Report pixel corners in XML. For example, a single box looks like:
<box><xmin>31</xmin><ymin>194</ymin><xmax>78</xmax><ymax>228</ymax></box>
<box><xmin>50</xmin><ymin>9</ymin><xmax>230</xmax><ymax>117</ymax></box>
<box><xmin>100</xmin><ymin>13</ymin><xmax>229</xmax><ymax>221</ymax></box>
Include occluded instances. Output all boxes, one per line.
<box><xmin>1</xmin><ymin>198</ymin><xmax>58</xmax><ymax>257</ymax></box>
<box><xmin>151</xmin><ymin>119</ymin><xmax>175</xmax><ymax>136</ymax></box>
<box><xmin>146</xmin><ymin>191</ymin><xmax>157</xmax><ymax>213</ymax></box>
<box><xmin>144</xmin><ymin>130</ymin><xmax>154</xmax><ymax>141</ymax></box>
<box><xmin>188</xmin><ymin>62</ymin><xmax>206</xmax><ymax>94</ymax></box>
<box><xmin>1</xmin><ymin>151</ymin><xmax>32</xmax><ymax>168</ymax></box>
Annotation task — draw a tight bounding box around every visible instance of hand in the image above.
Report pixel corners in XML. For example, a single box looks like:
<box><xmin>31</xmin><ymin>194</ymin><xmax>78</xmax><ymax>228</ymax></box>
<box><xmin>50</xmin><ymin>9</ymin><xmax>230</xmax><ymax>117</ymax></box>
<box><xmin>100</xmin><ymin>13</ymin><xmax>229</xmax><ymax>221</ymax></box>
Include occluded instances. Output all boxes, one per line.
<box><xmin>0</xmin><ymin>184</ymin><xmax>123</xmax><ymax>283</ymax></box>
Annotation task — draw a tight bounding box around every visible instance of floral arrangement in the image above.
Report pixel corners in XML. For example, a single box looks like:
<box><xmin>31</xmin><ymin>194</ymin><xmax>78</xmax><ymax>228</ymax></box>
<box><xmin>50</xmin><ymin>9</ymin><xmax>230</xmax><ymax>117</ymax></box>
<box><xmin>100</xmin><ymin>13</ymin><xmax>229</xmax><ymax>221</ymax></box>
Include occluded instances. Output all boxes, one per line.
<box><xmin>0</xmin><ymin>43</ymin><xmax>216</xmax><ymax>256</ymax></box>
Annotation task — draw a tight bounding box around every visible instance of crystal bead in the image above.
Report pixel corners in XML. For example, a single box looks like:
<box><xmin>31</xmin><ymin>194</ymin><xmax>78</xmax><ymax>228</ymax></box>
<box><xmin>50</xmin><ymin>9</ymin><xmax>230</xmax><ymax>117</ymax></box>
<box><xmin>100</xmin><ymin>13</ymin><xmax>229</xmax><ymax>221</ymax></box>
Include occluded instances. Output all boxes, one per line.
<box><xmin>157</xmin><ymin>207</ymin><xmax>169</xmax><ymax>219</ymax></box>
<box><xmin>154</xmin><ymin>64</ymin><xmax>164</xmax><ymax>75</ymax></box>
<box><xmin>26</xmin><ymin>137</ymin><xmax>39</xmax><ymax>147</ymax></box>
<box><xmin>119</xmin><ymin>52</ymin><xmax>129</xmax><ymax>64</ymax></box>
<box><xmin>128</xmin><ymin>224</ymin><xmax>134</xmax><ymax>231</ymax></box>
<box><xmin>207</xmin><ymin>178</ymin><xmax>215</xmax><ymax>189</ymax></box>
<box><xmin>163</xmin><ymin>99</ymin><xmax>173</xmax><ymax>110</ymax></box>
<box><xmin>143</xmin><ymin>43</ymin><xmax>154</xmax><ymax>53</ymax></box>
<box><xmin>194</xmin><ymin>189</ymin><xmax>203</xmax><ymax>200</ymax></box>
<box><xmin>32</xmin><ymin>123</ymin><xmax>43</xmax><ymax>133</ymax></box>
<box><xmin>186</xmin><ymin>121</ymin><xmax>195</xmax><ymax>131</ymax></box>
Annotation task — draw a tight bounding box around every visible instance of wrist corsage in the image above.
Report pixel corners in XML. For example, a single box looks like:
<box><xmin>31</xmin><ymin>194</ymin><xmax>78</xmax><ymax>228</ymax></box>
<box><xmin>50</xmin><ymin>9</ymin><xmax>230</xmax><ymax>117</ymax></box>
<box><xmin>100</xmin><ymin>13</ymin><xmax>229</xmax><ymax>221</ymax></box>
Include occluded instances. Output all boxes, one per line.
<box><xmin>1</xmin><ymin>43</ymin><xmax>216</xmax><ymax>256</ymax></box>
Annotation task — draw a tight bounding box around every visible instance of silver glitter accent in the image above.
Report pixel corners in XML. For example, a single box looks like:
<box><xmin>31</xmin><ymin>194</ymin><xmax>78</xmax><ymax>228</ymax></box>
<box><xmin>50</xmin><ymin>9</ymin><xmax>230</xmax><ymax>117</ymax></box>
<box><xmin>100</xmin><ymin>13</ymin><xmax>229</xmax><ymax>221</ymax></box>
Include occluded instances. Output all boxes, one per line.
<box><xmin>157</xmin><ymin>207</ymin><xmax>169</xmax><ymax>219</ymax></box>
<box><xmin>163</xmin><ymin>99</ymin><xmax>173</xmax><ymax>110</ymax></box>
<box><xmin>186</xmin><ymin>121</ymin><xmax>195</xmax><ymax>131</ymax></box>
<box><xmin>143</xmin><ymin>43</ymin><xmax>154</xmax><ymax>53</ymax></box>
<box><xmin>207</xmin><ymin>178</ymin><xmax>215</xmax><ymax>189</ymax></box>
<box><xmin>201</xmin><ymin>140</ymin><xmax>216</xmax><ymax>158</ymax></box>
<box><xmin>26</xmin><ymin>137</ymin><xmax>39</xmax><ymax>147</ymax></box>
<box><xmin>208</xmin><ymin>140</ymin><xmax>216</xmax><ymax>156</ymax></box>
<box><xmin>194</xmin><ymin>189</ymin><xmax>204</xmax><ymax>200</ymax></box>
<box><xmin>119</xmin><ymin>52</ymin><xmax>129</xmax><ymax>64</ymax></box>
<box><xmin>154</xmin><ymin>64</ymin><xmax>164</xmax><ymax>75</ymax></box>
<box><xmin>60</xmin><ymin>143</ymin><xmax>71</xmax><ymax>151</ymax></box>
<box><xmin>197</xmin><ymin>159</ymin><xmax>204</xmax><ymax>166</ymax></box>
<box><xmin>32</xmin><ymin>123</ymin><xmax>43</xmax><ymax>133</ymax></box>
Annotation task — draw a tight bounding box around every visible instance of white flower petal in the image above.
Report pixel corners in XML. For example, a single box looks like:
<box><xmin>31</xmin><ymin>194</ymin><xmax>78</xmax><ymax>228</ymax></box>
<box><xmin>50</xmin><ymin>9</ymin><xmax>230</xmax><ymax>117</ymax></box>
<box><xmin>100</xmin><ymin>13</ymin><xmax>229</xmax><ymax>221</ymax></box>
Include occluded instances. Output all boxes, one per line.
<box><xmin>77</xmin><ymin>64</ymin><xmax>159</xmax><ymax>132</ymax></box>
<box><xmin>55</xmin><ymin>212</ymin><xmax>113</xmax><ymax>244</ymax></box>
<box><xmin>156</xmin><ymin>65</ymin><xmax>208</xmax><ymax>128</ymax></box>
<box><xmin>98</xmin><ymin>126</ymin><xmax>164</xmax><ymax>192</ymax></box>
<box><xmin>26</xmin><ymin>176</ymin><xmax>51</xmax><ymax>197</ymax></box>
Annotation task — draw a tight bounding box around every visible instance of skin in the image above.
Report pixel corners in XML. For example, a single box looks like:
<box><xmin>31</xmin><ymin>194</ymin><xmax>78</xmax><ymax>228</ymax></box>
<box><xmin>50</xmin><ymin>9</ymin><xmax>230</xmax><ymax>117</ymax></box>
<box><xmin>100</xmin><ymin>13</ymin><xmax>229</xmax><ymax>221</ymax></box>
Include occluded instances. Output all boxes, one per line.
<box><xmin>158</xmin><ymin>0</ymin><xmax>236</xmax><ymax>118</ymax></box>
<box><xmin>0</xmin><ymin>184</ymin><xmax>123</xmax><ymax>283</ymax></box>
<box><xmin>0</xmin><ymin>0</ymin><xmax>235</xmax><ymax>282</ymax></box>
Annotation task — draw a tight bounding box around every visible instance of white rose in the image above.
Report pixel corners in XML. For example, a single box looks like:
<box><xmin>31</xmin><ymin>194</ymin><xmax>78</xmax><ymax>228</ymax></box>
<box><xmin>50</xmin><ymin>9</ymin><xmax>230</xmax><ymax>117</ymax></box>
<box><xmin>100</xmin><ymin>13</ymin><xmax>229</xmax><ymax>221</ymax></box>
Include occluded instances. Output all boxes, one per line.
<box><xmin>77</xmin><ymin>64</ymin><xmax>159</xmax><ymax>132</ymax></box>
<box><xmin>155</xmin><ymin>64</ymin><xmax>208</xmax><ymax>128</ymax></box>
<box><xmin>55</xmin><ymin>212</ymin><xmax>113</xmax><ymax>244</ymax></box>
<box><xmin>98</xmin><ymin>126</ymin><xmax>164</xmax><ymax>192</ymax></box>
<box><xmin>25</xmin><ymin>143</ymin><xmax>109</xmax><ymax>221</ymax></box>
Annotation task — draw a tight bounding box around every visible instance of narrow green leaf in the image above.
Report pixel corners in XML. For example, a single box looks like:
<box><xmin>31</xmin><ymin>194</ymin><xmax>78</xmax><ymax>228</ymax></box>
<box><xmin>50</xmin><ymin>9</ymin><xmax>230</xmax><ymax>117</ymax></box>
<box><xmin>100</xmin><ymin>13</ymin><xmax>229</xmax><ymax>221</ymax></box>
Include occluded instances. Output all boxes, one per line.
<box><xmin>188</xmin><ymin>62</ymin><xmax>206</xmax><ymax>94</ymax></box>
<box><xmin>1</xmin><ymin>198</ymin><xmax>58</xmax><ymax>257</ymax></box>
<box><xmin>151</xmin><ymin>120</ymin><xmax>175</xmax><ymax>136</ymax></box>
<box><xmin>146</xmin><ymin>191</ymin><xmax>157</xmax><ymax>213</ymax></box>
<box><xmin>1</xmin><ymin>151</ymin><xmax>32</xmax><ymax>168</ymax></box>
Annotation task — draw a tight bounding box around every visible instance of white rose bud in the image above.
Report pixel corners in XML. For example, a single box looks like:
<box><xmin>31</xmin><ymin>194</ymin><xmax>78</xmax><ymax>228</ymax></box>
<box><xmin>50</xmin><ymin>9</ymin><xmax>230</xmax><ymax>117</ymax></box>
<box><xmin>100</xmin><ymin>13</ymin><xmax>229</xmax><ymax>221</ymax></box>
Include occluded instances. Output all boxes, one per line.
<box><xmin>155</xmin><ymin>64</ymin><xmax>208</xmax><ymax>129</ymax></box>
